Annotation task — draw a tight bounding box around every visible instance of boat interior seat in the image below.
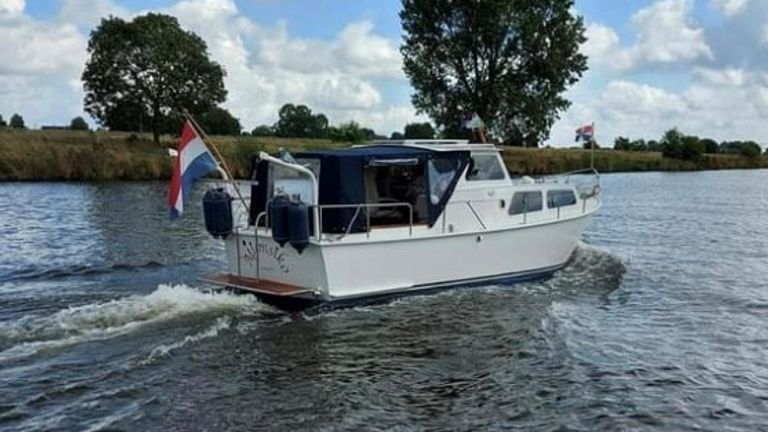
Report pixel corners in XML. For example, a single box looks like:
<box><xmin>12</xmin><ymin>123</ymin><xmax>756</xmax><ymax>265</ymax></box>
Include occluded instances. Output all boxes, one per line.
<box><xmin>365</xmin><ymin>170</ymin><xmax>402</xmax><ymax>219</ymax></box>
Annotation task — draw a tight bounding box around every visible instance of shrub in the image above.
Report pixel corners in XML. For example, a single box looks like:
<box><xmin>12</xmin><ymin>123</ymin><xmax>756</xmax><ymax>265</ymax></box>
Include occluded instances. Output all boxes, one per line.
<box><xmin>740</xmin><ymin>142</ymin><xmax>762</xmax><ymax>159</ymax></box>
<box><xmin>70</xmin><ymin>116</ymin><xmax>89</xmax><ymax>131</ymax></box>
<box><xmin>9</xmin><ymin>113</ymin><xmax>25</xmax><ymax>129</ymax></box>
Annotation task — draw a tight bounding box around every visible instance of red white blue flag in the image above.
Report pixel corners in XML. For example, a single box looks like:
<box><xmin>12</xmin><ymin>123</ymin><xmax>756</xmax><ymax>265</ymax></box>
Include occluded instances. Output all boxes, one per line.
<box><xmin>168</xmin><ymin>121</ymin><xmax>219</xmax><ymax>219</ymax></box>
<box><xmin>575</xmin><ymin>124</ymin><xmax>594</xmax><ymax>142</ymax></box>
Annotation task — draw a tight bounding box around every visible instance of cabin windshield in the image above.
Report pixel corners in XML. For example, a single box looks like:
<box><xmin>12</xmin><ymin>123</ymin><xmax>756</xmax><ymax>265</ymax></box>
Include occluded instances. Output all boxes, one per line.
<box><xmin>268</xmin><ymin>162</ymin><xmax>315</xmax><ymax>203</ymax></box>
<box><xmin>466</xmin><ymin>153</ymin><xmax>506</xmax><ymax>181</ymax></box>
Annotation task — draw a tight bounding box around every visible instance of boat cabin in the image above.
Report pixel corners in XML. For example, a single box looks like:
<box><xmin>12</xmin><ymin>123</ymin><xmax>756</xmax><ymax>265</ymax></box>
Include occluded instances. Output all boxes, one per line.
<box><xmin>250</xmin><ymin>144</ymin><xmax>473</xmax><ymax>234</ymax></box>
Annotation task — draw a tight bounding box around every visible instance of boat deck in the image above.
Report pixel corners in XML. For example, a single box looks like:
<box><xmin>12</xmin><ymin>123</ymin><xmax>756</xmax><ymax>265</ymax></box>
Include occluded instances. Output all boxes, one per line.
<box><xmin>200</xmin><ymin>273</ymin><xmax>313</xmax><ymax>297</ymax></box>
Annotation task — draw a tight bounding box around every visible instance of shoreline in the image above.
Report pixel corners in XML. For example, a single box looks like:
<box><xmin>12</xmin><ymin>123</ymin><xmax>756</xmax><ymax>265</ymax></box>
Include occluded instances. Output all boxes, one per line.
<box><xmin>1</xmin><ymin>130</ymin><xmax>765</xmax><ymax>181</ymax></box>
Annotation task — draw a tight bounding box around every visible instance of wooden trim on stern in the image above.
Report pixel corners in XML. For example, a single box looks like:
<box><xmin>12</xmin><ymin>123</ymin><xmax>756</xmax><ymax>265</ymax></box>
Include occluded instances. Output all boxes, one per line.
<box><xmin>200</xmin><ymin>274</ymin><xmax>314</xmax><ymax>297</ymax></box>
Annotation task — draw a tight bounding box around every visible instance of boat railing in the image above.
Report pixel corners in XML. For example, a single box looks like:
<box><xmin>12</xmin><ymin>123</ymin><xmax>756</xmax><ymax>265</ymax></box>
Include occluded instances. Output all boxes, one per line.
<box><xmin>316</xmin><ymin>202</ymin><xmax>415</xmax><ymax>240</ymax></box>
<box><xmin>532</xmin><ymin>168</ymin><xmax>601</xmax><ymax>203</ymax></box>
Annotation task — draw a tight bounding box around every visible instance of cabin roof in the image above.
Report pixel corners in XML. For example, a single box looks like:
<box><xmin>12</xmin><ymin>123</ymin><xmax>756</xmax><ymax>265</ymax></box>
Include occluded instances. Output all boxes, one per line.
<box><xmin>295</xmin><ymin>144</ymin><xmax>468</xmax><ymax>160</ymax></box>
<box><xmin>363</xmin><ymin>140</ymin><xmax>501</xmax><ymax>153</ymax></box>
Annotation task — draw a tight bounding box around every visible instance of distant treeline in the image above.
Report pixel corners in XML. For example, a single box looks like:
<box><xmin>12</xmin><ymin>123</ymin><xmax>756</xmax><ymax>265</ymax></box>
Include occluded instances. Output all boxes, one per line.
<box><xmin>248</xmin><ymin>103</ymin><xmax>436</xmax><ymax>143</ymax></box>
<box><xmin>614</xmin><ymin>128</ymin><xmax>765</xmax><ymax>160</ymax></box>
<box><xmin>1</xmin><ymin>112</ymin><xmax>91</xmax><ymax>132</ymax></box>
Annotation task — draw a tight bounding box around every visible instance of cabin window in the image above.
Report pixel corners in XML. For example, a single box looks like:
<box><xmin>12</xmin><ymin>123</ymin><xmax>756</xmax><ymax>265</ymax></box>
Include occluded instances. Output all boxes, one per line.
<box><xmin>466</xmin><ymin>154</ymin><xmax>506</xmax><ymax>181</ymax></box>
<box><xmin>547</xmin><ymin>190</ymin><xmax>577</xmax><ymax>208</ymax></box>
<box><xmin>509</xmin><ymin>191</ymin><xmax>543</xmax><ymax>215</ymax></box>
<box><xmin>365</xmin><ymin>162</ymin><xmax>428</xmax><ymax>225</ymax></box>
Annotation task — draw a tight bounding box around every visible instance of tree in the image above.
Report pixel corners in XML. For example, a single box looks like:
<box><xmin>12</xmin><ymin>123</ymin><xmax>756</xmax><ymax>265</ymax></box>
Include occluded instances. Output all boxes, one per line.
<box><xmin>251</xmin><ymin>125</ymin><xmax>274</xmax><ymax>137</ymax></box>
<box><xmin>739</xmin><ymin>141</ymin><xmax>761</xmax><ymax>159</ymax></box>
<box><xmin>0</xmin><ymin>114</ymin><xmax>6</xmax><ymax>127</ymax></box>
<box><xmin>82</xmin><ymin>13</ymin><xmax>227</xmax><ymax>143</ymax></box>
<box><xmin>661</xmin><ymin>128</ymin><xmax>684</xmax><ymax>159</ymax></box>
<box><xmin>661</xmin><ymin>129</ymin><xmax>703</xmax><ymax>161</ymax></box>
<box><xmin>629</xmin><ymin>139</ymin><xmax>648</xmax><ymax>152</ymax></box>
<box><xmin>329</xmin><ymin>121</ymin><xmax>369</xmax><ymax>143</ymax></box>
<box><xmin>9</xmin><ymin>113</ymin><xmax>25</xmax><ymax>129</ymax></box>
<box><xmin>70</xmin><ymin>116</ymin><xmax>90</xmax><ymax>131</ymax></box>
<box><xmin>681</xmin><ymin>135</ymin><xmax>704</xmax><ymax>161</ymax></box>
<box><xmin>403</xmin><ymin>122</ymin><xmax>436</xmax><ymax>139</ymax></box>
<box><xmin>274</xmin><ymin>104</ymin><xmax>329</xmax><ymax>138</ymax></box>
<box><xmin>197</xmin><ymin>106</ymin><xmax>241</xmax><ymax>135</ymax></box>
<box><xmin>390</xmin><ymin>131</ymin><xmax>405</xmax><ymax>140</ymax></box>
<box><xmin>647</xmin><ymin>140</ymin><xmax>661</xmax><ymax>152</ymax></box>
<box><xmin>400</xmin><ymin>0</ymin><xmax>587</xmax><ymax>145</ymax></box>
<box><xmin>614</xmin><ymin>136</ymin><xmax>631</xmax><ymax>151</ymax></box>
<box><xmin>701</xmin><ymin>138</ymin><xmax>719</xmax><ymax>154</ymax></box>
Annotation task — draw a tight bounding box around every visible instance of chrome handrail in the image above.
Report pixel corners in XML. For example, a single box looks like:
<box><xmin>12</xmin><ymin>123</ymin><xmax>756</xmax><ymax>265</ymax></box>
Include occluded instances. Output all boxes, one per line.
<box><xmin>317</xmin><ymin>202</ymin><xmax>414</xmax><ymax>240</ymax></box>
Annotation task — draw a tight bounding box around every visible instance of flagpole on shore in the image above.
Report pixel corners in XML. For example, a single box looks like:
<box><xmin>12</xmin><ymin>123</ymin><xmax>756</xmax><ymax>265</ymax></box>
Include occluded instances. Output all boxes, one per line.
<box><xmin>182</xmin><ymin>110</ymin><xmax>248</xmax><ymax>211</ymax></box>
<box><xmin>590</xmin><ymin>122</ymin><xmax>595</xmax><ymax>171</ymax></box>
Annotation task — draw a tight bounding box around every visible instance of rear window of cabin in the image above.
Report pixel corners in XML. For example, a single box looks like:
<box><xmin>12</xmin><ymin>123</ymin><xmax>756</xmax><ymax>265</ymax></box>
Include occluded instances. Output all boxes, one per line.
<box><xmin>509</xmin><ymin>191</ymin><xmax>543</xmax><ymax>214</ymax></box>
<box><xmin>466</xmin><ymin>154</ymin><xmax>505</xmax><ymax>181</ymax></box>
<box><xmin>547</xmin><ymin>190</ymin><xmax>577</xmax><ymax>208</ymax></box>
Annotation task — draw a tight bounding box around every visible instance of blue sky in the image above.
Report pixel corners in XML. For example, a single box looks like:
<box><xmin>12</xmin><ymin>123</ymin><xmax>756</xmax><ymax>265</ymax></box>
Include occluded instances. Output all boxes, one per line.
<box><xmin>2</xmin><ymin>0</ymin><xmax>768</xmax><ymax>146</ymax></box>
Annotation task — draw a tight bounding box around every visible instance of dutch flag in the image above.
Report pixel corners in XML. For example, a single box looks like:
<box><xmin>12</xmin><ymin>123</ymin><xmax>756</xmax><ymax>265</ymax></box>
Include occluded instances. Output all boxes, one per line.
<box><xmin>575</xmin><ymin>124</ymin><xmax>594</xmax><ymax>142</ymax></box>
<box><xmin>168</xmin><ymin>121</ymin><xmax>219</xmax><ymax>219</ymax></box>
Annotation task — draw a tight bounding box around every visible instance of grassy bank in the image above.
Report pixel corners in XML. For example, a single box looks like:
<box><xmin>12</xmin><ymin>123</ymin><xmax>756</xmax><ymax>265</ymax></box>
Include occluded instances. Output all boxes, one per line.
<box><xmin>0</xmin><ymin>129</ymin><xmax>765</xmax><ymax>181</ymax></box>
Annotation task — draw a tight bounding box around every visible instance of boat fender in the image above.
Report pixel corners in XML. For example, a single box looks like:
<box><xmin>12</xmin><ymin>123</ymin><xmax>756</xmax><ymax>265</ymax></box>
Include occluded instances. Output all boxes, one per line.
<box><xmin>287</xmin><ymin>201</ymin><xmax>310</xmax><ymax>254</ymax></box>
<box><xmin>269</xmin><ymin>195</ymin><xmax>291</xmax><ymax>246</ymax></box>
<box><xmin>202</xmin><ymin>188</ymin><xmax>233</xmax><ymax>239</ymax></box>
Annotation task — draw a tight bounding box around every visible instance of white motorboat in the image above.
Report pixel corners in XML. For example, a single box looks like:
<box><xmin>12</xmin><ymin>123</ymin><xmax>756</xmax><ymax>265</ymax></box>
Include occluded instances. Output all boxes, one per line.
<box><xmin>200</xmin><ymin>140</ymin><xmax>600</xmax><ymax>310</ymax></box>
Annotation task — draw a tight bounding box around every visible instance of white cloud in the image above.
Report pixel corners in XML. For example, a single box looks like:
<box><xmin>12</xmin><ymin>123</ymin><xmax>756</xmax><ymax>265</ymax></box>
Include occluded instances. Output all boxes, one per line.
<box><xmin>582</xmin><ymin>23</ymin><xmax>632</xmax><ymax>69</ymax></box>
<box><xmin>0</xmin><ymin>0</ymin><xmax>24</xmax><ymax>19</ymax></box>
<box><xmin>0</xmin><ymin>3</ymin><xmax>89</xmax><ymax>125</ymax></box>
<box><xmin>710</xmin><ymin>0</ymin><xmax>751</xmax><ymax>16</ymax></box>
<box><xmin>58</xmin><ymin>0</ymin><xmax>128</xmax><ymax>29</ymax></box>
<box><xmin>584</xmin><ymin>0</ymin><xmax>712</xmax><ymax>70</ymax></box>
<box><xmin>630</xmin><ymin>0</ymin><xmax>712</xmax><ymax>65</ymax></box>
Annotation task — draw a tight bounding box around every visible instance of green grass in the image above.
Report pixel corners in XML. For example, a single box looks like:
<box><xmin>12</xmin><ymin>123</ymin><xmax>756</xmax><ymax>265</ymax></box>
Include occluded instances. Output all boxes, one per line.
<box><xmin>0</xmin><ymin>129</ymin><xmax>765</xmax><ymax>181</ymax></box>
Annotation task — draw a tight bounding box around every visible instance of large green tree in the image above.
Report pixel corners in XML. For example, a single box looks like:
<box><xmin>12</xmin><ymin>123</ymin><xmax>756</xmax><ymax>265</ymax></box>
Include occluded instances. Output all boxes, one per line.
<box><xmin>198</xmin><ymin>107</ymin><xmax>241</xmax><ymax>135</ymax></box>
<box><xmin>274</xmin><ymin>104</ymin><xmax>329</xmax><ymax>138</ymax></box>
<box><xmin>82</xmin><ymin>13</ymin><xmax>227</xmax><ymax>143</ymax></box>
<box><xmin>400</xmin><ymin>0</ymin><xmax>587</xmax><ymax>145</ymax></box>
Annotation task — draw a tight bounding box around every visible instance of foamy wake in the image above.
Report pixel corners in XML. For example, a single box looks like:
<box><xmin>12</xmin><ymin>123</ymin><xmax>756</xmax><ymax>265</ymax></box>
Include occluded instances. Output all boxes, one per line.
<box><xmin>0</xmin><ymin>284</ymin><xmax>264</xmax><ymax>362</ymax></box>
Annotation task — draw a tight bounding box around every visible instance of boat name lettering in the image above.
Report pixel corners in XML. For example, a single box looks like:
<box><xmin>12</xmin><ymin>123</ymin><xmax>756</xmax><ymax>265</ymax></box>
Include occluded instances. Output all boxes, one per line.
<box><xmin>241</xmin><ymin>240</ymin><xmax>290</xmax><ymax>273</ymax></box>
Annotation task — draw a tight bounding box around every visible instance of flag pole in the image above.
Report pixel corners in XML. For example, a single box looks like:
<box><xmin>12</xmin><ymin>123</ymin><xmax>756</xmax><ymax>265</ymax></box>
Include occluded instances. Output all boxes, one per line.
<box><xmin>590</xmin><ymin>122</ymin><xmax>595</xmax><ymax>170</ymax></box>
<box><xmin>182</xmin><ymin>110</ymin><xmax>248</xmax><ymax>211</ymax></box>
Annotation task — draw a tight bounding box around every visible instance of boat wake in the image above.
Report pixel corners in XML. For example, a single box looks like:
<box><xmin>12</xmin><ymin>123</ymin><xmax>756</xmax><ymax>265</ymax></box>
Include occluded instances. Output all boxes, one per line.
<box><xmin>546</xmin><ymin>245</ymin><xmax>626</xmax><ymax>294</ymax></box>
<box><xmin>140</xmin><ymin>316</ymin><xmax>232</xmax><ymax>366</ymax></box>
<box><xmin>0</xmin><ymin>284</ymin><xmax>265</xmax><ymax>362</ymax></box>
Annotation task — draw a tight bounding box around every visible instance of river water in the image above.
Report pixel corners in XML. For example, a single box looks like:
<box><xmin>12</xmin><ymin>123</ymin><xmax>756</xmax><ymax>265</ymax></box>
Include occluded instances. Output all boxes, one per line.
<box><xmin>0</xmin><ymin>170</ymin><xmax>767</xmax><ymax>431</ymax></box>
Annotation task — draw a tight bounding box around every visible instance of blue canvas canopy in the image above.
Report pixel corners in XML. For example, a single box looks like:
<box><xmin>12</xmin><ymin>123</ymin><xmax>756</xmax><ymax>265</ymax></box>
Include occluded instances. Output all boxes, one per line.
<box><xmin>294</xmin><ymin>145</ymin><xmax>470</xmax><ymax>234</ymax></box>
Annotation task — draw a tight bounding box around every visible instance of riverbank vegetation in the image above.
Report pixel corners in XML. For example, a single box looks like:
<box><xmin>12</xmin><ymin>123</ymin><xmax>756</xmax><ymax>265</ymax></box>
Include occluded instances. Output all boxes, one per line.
<box><xmin>1</xmin><ymin>129</ymin><xmax>765</xmax><ymax>181</ymax></box>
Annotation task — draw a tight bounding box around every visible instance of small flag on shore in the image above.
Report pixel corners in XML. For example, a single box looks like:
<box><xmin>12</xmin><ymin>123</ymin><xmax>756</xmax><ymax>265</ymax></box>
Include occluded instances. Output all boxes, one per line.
<box><xmin>575</xmin><ymin>124</ymin><xmax>594</xmax><ymax>142</ymax></box>
<box><xmin>168</xmin><ymin>121</ymin><xmax>219</xmax><ymax>219</ymax></box>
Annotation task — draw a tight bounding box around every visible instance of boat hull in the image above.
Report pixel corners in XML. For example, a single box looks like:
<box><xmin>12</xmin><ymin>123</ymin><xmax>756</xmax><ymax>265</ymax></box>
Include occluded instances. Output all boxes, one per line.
<box><xmin>216</xmin><ymin>213</ymin><xmax>591</xmax><ymax>310</ymax></box>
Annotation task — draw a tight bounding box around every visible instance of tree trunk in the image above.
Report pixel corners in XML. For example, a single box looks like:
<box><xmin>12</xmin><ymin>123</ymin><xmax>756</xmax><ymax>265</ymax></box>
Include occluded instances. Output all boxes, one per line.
<box><xmin>152</xmin><ymin>100</ymin><xmax>160</xmax><ymax>144</ymax></box>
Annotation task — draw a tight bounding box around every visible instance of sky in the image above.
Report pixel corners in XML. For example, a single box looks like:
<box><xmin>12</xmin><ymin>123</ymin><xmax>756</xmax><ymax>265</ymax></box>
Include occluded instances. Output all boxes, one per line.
<box><xmin>1</xmin><ymin>0</ymin><xmax>768</xmax><ymax>146</ymax></box>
